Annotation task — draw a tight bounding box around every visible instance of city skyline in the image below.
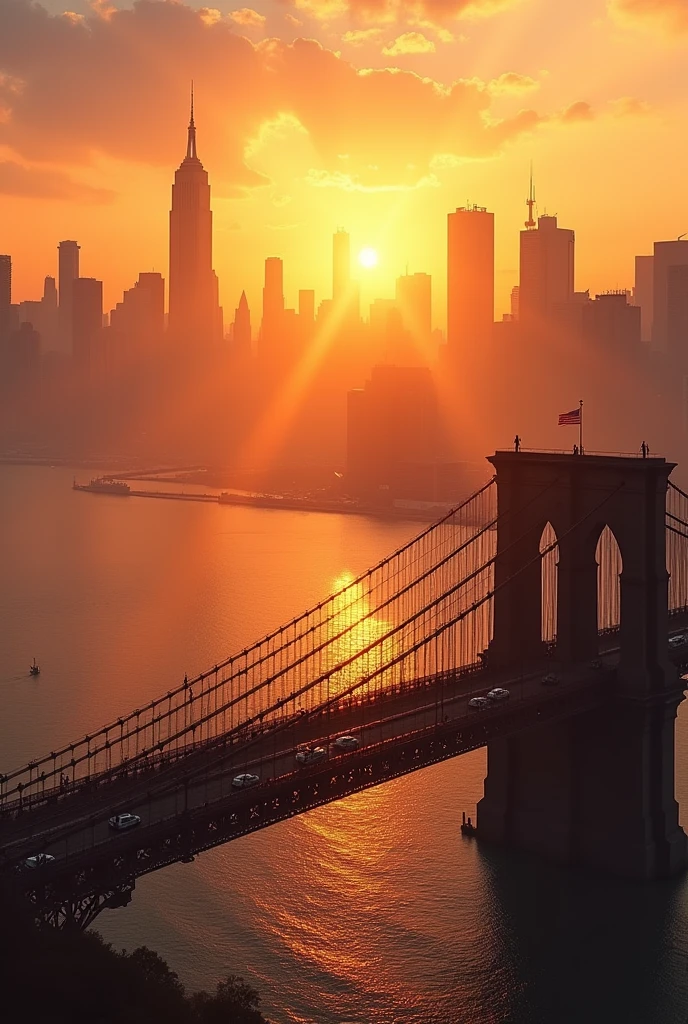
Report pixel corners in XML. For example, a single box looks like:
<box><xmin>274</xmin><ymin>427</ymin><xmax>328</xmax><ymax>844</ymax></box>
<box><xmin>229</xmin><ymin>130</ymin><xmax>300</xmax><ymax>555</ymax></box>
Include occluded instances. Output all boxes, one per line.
<box><xmin>1</xmin><ymin>0</ymin><xmax>685</xmax><ymax>320</ymax></box>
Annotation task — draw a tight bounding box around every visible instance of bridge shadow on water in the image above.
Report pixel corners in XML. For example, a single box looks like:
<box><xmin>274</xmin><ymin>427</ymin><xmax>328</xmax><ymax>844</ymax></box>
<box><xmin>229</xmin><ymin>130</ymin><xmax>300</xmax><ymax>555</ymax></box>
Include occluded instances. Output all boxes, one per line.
<box><xmin>475</xmin><ymin>844</ymin><xmax>688</xmax><ymax>1024</ymax></box>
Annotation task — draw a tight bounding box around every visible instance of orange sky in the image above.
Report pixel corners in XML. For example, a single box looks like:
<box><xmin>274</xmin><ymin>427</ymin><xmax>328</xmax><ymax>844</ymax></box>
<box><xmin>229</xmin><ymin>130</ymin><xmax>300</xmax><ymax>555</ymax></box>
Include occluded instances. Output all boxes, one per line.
<box><xmin>1</xmin><ymin>0</ymin><xmax>687</xmax><ymax>325</ymax></box>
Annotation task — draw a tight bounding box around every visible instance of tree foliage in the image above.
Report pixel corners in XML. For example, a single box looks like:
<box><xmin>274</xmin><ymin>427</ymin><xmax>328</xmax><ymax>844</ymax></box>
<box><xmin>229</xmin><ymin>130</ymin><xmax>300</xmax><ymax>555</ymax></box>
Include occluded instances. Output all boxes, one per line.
<box><xmin>0</xmin><ymin>885</ymin><xmax>268</xmax><ymax>1023</ymax></box>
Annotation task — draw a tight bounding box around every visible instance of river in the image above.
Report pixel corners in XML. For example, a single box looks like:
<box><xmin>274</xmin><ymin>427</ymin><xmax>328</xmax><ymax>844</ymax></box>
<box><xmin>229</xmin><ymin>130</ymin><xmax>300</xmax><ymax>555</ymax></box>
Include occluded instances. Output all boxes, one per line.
<box><xmin>2</xmin><ymin>463</ymin><xmax>688</xmax><ymax>1023</ymax></box>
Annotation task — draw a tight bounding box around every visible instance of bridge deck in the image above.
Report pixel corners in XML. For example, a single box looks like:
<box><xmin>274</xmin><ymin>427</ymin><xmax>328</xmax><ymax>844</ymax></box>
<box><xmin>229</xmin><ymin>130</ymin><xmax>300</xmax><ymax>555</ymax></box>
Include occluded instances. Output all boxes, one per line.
<box><xmin>0</xmin><ymin>658</ymin><xmax>623</xmax><ymax>921</ymax></box>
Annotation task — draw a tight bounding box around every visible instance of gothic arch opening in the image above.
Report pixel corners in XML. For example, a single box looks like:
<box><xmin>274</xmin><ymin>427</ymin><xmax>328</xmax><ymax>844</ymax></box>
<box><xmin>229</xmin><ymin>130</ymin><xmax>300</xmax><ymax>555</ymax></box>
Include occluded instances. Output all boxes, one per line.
<box><xmin>596</xmin><ymin>525</ymin><xmax>622</xmax><ymax>635</ymax></box>
<box><xmin>540</xmin><ymin>522</ymin><xmax>559</xmax><ymax>644</ymax></box>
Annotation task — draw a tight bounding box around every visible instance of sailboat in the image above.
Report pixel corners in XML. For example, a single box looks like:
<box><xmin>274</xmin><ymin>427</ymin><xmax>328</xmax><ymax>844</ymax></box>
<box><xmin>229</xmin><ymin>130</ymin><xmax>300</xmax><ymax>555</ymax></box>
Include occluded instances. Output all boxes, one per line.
<box><xmin>29</xmin><ymin>658</ymin><xmax>40</xmax><ymax>677</ymax></box>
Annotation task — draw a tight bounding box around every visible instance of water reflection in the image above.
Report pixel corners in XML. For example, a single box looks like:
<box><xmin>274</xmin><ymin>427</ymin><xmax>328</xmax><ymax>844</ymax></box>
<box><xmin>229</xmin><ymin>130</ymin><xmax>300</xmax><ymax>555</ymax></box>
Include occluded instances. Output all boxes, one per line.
<box><xmin>326</xmin><ymin>571</ymin><xmax>398</xmax><ymax>697</ymax></box>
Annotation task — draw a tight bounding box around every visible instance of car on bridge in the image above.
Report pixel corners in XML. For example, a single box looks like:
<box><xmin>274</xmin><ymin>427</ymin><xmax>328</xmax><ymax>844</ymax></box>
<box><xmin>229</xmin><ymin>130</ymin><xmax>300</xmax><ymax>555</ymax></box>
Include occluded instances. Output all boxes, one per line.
<box><xmin>669</xmin><ymin>634</ymin><xmax>688</xmax><ymax>649</ymax></box>
<box><xmin>468</xmin><ymin>697</ymin><xmax>490</xmax><ymax>710</ymax></box>
<box><xmin>487</xmin><ymin>688</ymin><xmax>510</xmax><ymax>701</ymax></box>
<box><xmin>296</xmin><ymin>745</ymin><xmax>327</xmax><ymax>766</ymax></box>
<box><xmin>232</xmin><ymin>773</ymin><xmax>260</xmax><ymax>789</ymax></box>
<box><xmin>541</xmin><ymin>673</ymin><xmax>560</xmax><ymax>686</ymax></box>
<box><xmin>108</xmin><ymin>812</ymin><xmax>141</xmax><ymax>831</ymax></box>
<box><xmin>334</xmin><ymin>735</ymin><xmax>360</xmax><ymax>752</ymax></box>
<box><xmin>21</xmin><ymin>853</ymin><xmax>56</xmax><ymax>870</ymax></box>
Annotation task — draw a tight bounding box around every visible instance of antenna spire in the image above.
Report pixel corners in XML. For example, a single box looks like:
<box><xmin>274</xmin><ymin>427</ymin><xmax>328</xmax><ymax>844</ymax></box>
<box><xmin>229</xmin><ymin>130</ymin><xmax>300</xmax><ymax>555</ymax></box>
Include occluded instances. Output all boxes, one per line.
<box><xmin>525</xmin><ymin>162</ymin><xmax>536</xmax><ymax>230</ymax></box>
<box><xmin>186</xmin><ymin>81</ymin><xmax>197</xmax><ymax>160</ymax></box>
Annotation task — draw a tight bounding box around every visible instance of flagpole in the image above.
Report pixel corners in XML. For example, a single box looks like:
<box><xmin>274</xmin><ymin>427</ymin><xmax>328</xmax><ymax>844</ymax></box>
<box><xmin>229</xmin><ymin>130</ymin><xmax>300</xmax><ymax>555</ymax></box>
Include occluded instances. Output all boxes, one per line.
<box><xmin>579</xmin><ymin>399</ymin><xmax>584</xmax><ymax>455</ymax></box>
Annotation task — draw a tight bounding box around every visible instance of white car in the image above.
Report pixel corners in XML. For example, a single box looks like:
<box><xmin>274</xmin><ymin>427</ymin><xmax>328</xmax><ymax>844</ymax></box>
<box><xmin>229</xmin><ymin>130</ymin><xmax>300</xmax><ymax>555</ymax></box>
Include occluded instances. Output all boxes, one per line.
<box><xmin>334</xmin><ymin>735</ymin><xmax>360</xmax><ymax>752</ymax></box>
<box><xmin>295</xmin><ymin>746</ymin><xmax>327</xmax><ymax>766</ymax></box>
<box><xmin>23</xmin><ymin>853</ymin><xmax>56</xmax><ymax>869</ymax></box>
<box><xmin>468</xmin><ymin>697</ymin><xmax>490</xmax><ymax>710</ymax></box>
<box><xmin>669</xmin><ymin>634</ymin><xmax>687</xmax><ymax>649</ymax></box>
<box><xmin>486</xmin><ymin>688</ymin><xmax>510</xmax><ymax>701</ymax></box>
<box><xmin>541</xmin><ymin>673</ymin><xmax>560</xmax><ymax>687</ymax></box>
<box><xmin>232</xmin><ymin>773</ymin><xmax>260</xmax><ymax>789</ymax></box>
<box><xmin>108</xmin><ymin>812</ymin><xmax>141</xmax><ymax>831</ymax></box>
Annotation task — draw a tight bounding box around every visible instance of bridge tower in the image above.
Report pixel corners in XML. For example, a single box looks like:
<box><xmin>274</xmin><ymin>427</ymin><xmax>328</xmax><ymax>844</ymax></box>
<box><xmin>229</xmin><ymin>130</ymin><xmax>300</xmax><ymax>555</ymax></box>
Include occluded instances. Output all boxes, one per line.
<box><xmin>478</xmin><ymin>451</ymin><xmax>687</xmax><ymax>879</ymax></box>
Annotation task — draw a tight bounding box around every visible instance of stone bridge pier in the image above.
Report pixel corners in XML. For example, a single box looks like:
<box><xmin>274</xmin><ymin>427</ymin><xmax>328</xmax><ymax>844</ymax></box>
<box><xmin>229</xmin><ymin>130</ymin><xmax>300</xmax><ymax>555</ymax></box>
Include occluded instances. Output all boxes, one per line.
<box><xmin>477</xmin><ymin>451</ymin><xmax>687</xmax><ymax>879</ymax></box>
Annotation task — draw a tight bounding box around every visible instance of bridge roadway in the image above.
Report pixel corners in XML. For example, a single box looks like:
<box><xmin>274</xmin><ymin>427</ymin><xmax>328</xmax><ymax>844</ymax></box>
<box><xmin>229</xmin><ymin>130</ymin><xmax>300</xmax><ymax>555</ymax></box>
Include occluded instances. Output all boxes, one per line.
<box><xmin>3</xmin><ymin>626</ymin><xmax>688</xmax><ymax>924</ymax></box>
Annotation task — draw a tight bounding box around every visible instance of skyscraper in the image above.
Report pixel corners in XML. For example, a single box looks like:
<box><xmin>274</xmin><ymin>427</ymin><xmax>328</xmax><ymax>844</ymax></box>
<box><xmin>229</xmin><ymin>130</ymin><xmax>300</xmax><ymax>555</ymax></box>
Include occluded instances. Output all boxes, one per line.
<box><xmin>651</xmin><ymin>240</ymin><xmax>688</xmax><ymax>353</ymax></box>
<box><xmin>332</xmin><ymin>229</ymin><xmax>360</xmax><ymax>325</ymax></box>
<box><xmin>519</xmin><ymin>214</ymin><xmax>575</xmax><ymax>327</ymax></box>
<box><xmin>0</xmin><ymin>255</ymin><xmax>11</xmax><ymax>338</ymax></box>
<box><xmin>261</xmin><ymin>257</ymin><xmax>285</xmax><ymax>351</ymax></box>
<box><xmin>396</xmin><ymin>273</ymin><xmax>432</xmax><ymax>351</ymax></box>
<box><xmin>168</xmin><ymin>91</ymin><xmax>222</xmax><ymax>347</ymax></box>
<box><xmin>333</xmin><ymin>230</ymin><xmax>351</xmax><ymax>302</ymax></box>
<box><xmin>634</xmin><ymin>255</ymin><xmax>653</xmax><ymax>344</ymax></box>
<box><xmin>58</xmin><ymin>240</ymin><xmax>80</xmax><ymax>354</ymax></box>
<box><xmin>299</xmin><ymin>289</ymin><xmax>315</xmax><ymax>326</ymax></box>
<box><xmin>17</xmin><ymin>276</ymin><xmax>59</xmax><ymax>352</ymax></box>
<box><xmin>667</xmin><ymin>265</ymin><xmax>688</xmax><ymax>364</ymax></box>
<box><xmin>72</xmin><ymin>277</ymin><xmax>103</xmax><ymax>369</ymax></box>
<box><xmin>447</xmin><ymin>206</ymin><xmax>494</xmax><ymax>354</ymax></box>
<box><xmin>233</xmin><ymin>291</ymin><xmax>251</xmax><ymax>355</ymax></box>
<box><xmin>110</xmin><ymin>272</ymin><xmax>165</xmax><ymax>350</ymax></box>
<box><xmin>137</xmin><ymin>272</ymin><xmax>165</xmax><ymax>340</ymax></box>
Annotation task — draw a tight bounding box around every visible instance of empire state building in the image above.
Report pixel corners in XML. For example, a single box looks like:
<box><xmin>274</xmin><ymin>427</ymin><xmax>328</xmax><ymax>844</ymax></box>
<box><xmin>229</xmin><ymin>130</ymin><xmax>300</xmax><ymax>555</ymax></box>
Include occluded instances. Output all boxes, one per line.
<box><xmin>168</xmin><ymin>94</ymin><xmax>222</xmax><ymax>346</ymax></box>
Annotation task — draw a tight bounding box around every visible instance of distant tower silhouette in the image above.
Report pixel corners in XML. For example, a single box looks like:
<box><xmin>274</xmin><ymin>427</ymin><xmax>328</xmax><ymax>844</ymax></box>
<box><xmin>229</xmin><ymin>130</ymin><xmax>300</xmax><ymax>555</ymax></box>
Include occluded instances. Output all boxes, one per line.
<box><xmin>58</xmin><ymin>240</ymin><xmax>80</xmax><ymax>355</ymax></box>
<box><xmin>396</xmin><ymin>272</ymin><xmax>432</xmax><ymax>357</ymax></box>
<box><xmin>651</xmin><ymin>239</ymin><xmax>688</xmax><ymax>354</ymax></box>
<box><xmin>233</xmin><ymin>291</ymin><xmax>252</xmax><ymax>355</ymax></box>
<box><xmin>261</xmin><ymin>258</ymin><xmax>285</xmax><ymax>352</ymax></box>
<box><xmin>332</xmin><ymin>229</ymin><xmax>360</xmax><ymax>325</ymax></box>
<box><xmin>333</xmin><ymin>229</ymin><xmax>351</xmax><ymax>302</ymax></box>
<box><xmin>168</xmin><ymin>86</ymin><xmax>222</xmax><ymax>347</ymax></box>
<box><xmin>519</xmin><ymin>211</ymin><xmax>575</xmax><ymax>326</ymax></box>
<box><xmin>525</xmin><ymin>164</ymin><xmax>536</xmax><ymax>230</ymax></box>
<box><xmin>0</xmin><ymin>254</ymin><xmax>10</xmax><ymax>338</ymax></box>
<box><xmin>72</xmin><ymin>277</ymin><xmax>103</xmax><ymax>369</ymax></box>
<box><xmin>447</xmin><ymin>206</ymin><xmax>494</xmax><ymax>355</ymax></box>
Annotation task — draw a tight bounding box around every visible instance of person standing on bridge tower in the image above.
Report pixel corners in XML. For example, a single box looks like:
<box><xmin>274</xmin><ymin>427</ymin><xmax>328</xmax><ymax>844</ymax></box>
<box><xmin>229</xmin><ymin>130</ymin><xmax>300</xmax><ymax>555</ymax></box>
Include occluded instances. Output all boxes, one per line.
<box><xmin>641</xmin><ymin>441</ymin><xmax>649</xmax><ymax>458</ymax></box>
<box><xmin>514</xmin><ymin>435</ymin><xmax>521</xmax><ymax>453</ymax></box>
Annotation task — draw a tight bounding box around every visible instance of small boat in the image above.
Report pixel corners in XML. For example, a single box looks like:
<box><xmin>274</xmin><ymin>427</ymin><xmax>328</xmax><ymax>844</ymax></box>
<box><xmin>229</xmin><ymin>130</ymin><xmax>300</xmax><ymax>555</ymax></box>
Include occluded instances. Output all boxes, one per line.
<box><xmin>73</xmin><ymin>477</ymin><xmax>131</xmax><ymax>496</ymax></box>
<box><xmin>29</xmin><ymin>658</ymin><xmax>40</xmax><ymax>677</ymax></box>
<box><xmin>460</xmin><ymin>811</ymin><xmax>477</xmax><ymax>837</ymax></box>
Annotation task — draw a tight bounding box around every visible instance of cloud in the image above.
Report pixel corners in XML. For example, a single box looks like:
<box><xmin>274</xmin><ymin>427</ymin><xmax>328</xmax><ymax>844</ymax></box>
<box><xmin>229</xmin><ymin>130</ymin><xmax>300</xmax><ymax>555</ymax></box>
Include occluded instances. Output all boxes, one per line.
<box><xmin>559</xmin><ymin>100</ymin><xmax>595</xmax><ymax>123</ymax></box>
<box><xmin>382</xmin><ymin>31</ymin><xmax>436</xmax><ymax>54</ymax></box>
<box><xmin>0</xmin><ymin>160</ymin><xmax>115</xmax><ymax>201</ymax></box>
<box><xmin>343</xmin><ymin>27</ymin><xmax>384</xmax><ymax>43</ymax></box>
<box><xmin>305</xmin><ymin>167</ymin><xmax>439</xmax><ymax>191</ymax></box>
<box><xmin>228</xmin><ymin>8</ymin><xmax>267</xmax><ymax>27</ymax></box>
<box><xmin>88</xmin><ymin>0</ymin><xmax>117</xmax><ymax>19</ymax></box>
<box><xmin>411</xmin><ymin>19</ymin><xmax>455</xmax><ymax>41</ymax></box>
<box><xmin>199</xmin><ymin>8</ymin><xmax>223</xmax><ymax>26</ymax></box>
<box><xmin>609</xmin><ymin>0</ymin><xmax>688</xmax><ymax>33</ymax></box>
<box><xmin>609</xmin><ymin>95</ymin><xmax>651</xmax><ymax>117</ymax></box>
<box><xmin>283</xmin><ymin>0</ymin><xmax>519</xmax><ymax>22</ymax></box>
<box><xmin>488</xmin><ymin>71</ymin><xmax>540</xmax><ymax>96</ymax></box>
<box><xmin>0</xmin><ymin>0</ymin><xmax>589</xmax><ymax>192</ymax></box>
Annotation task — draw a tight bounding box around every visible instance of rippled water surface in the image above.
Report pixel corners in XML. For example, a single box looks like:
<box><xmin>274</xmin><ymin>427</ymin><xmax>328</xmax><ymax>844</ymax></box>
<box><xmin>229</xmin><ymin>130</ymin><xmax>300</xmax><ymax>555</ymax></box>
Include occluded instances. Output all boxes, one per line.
<box><xmin>2</xmin><ymin>464</ymin><xmax>688</xmax><ymax>1023</ymax></box>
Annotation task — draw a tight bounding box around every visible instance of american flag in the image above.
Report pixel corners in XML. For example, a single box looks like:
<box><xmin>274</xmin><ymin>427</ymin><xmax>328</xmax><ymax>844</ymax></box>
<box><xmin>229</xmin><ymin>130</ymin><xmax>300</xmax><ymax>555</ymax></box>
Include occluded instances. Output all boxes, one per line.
<box><xmin>558</xmin><ymin>408</ymin><xmax>581</xmax><ymax>426</ymax></box>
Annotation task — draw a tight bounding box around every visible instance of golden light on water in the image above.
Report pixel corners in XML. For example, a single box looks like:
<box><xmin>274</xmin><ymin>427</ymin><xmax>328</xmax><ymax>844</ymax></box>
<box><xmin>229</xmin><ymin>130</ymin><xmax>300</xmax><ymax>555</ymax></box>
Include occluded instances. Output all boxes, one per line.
<box><xmin>327</xmin><ymin>572</ymin><xmax>397</xmax><ymax>695</ymax></box>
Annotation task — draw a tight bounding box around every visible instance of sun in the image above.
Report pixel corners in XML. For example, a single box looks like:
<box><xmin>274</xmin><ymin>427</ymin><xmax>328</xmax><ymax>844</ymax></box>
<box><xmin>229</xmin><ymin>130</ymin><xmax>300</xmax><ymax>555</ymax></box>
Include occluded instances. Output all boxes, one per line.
<box><xmin>358</xmin><ymin>247</ymin><xmax>379</xmax><ymax>270</ymax></box>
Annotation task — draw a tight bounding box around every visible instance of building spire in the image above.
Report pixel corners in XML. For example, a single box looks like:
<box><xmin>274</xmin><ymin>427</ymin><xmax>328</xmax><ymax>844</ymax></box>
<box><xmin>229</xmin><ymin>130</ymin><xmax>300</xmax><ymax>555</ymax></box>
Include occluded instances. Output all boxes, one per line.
<box><xmin>525</xmin><ymin>161</ymin><xmax>536</xmax><ymax>230</ymax></box>
<box><xmin>186</xmin><ymin>81</ymin><xmax>197</xmax><ymax>160</ymax></box>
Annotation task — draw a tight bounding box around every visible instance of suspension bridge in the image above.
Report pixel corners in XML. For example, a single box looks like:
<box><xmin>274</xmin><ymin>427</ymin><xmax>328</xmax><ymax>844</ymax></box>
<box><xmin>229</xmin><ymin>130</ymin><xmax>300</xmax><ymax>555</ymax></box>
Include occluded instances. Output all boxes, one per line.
<box><xmin>2</xmin><ymin>450</ymin><xmax>688</xmax><ymax>927</ymax></box>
